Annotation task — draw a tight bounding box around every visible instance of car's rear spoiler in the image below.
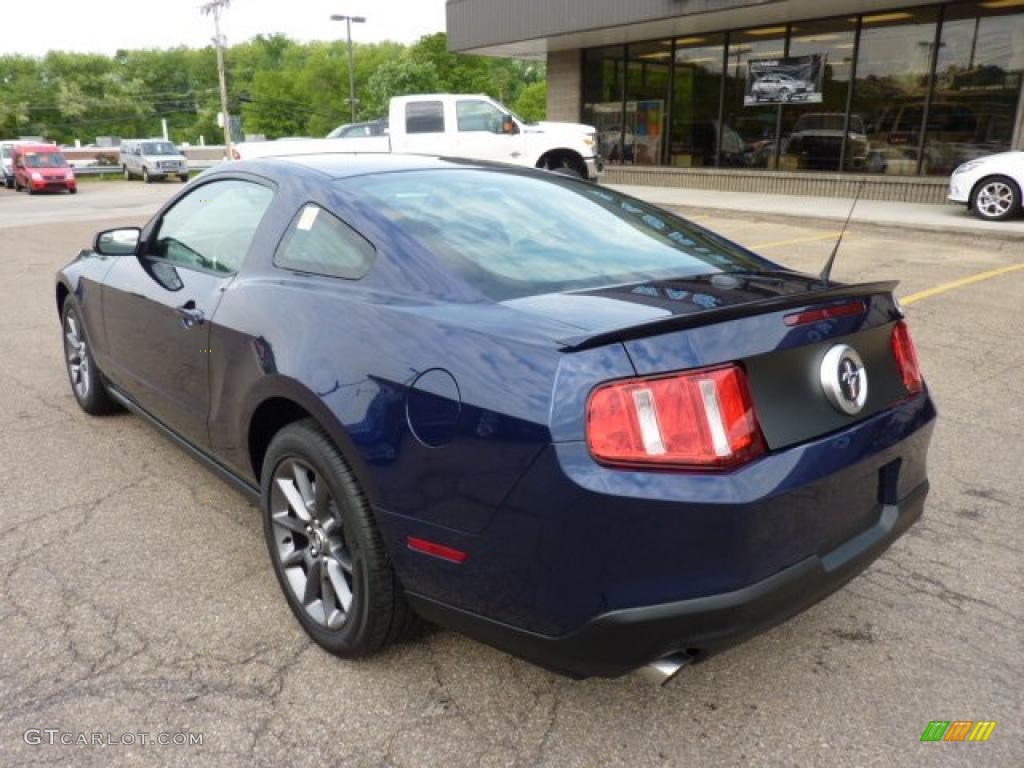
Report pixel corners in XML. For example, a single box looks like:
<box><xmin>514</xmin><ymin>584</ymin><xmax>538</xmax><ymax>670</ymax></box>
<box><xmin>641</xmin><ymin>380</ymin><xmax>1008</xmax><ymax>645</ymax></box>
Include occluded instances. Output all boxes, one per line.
<box><xmin>558</xmin><ymin>280</ymin><xmax>899</xmax><ymax>352</ymax></box>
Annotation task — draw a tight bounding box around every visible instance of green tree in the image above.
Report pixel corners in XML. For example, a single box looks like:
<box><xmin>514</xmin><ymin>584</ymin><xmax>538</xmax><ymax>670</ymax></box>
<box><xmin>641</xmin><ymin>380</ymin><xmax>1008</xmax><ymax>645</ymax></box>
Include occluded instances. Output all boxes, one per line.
<box><xmin>364</xmin><ymin>55</ymin><xmax>440</xmax><ymax>118</ymax></box>
<box><xmin>0</xmin><ymin>32</ymin><xmax>543</xmax><ymax>144</ymax></box>
<box><xmin>513</xmin><ymin>81</ymin><xmax>547</xmax><ymax>122</ymax></box>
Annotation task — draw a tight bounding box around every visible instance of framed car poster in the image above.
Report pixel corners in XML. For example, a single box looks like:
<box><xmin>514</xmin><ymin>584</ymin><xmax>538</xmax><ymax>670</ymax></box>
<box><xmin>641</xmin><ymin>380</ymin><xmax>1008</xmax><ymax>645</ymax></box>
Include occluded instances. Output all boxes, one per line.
<box><xmin>745</xmin><ymin>55</ymin><xmax>824</xmax><ymax>105</ymax></box>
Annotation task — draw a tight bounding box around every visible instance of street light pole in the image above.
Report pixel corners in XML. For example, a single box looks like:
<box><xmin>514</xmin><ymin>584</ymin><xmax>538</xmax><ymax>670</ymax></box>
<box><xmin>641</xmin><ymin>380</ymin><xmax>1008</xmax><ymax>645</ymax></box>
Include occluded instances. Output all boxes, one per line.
<box><xmin>330</xmin><ymin>14</ymin><xmax>366</xmax><ymax>124</ymax></box>
<box><xmin>201</xmin><ymin>0</ymin><xmax>233</xmax><ymax>158</ymax></box>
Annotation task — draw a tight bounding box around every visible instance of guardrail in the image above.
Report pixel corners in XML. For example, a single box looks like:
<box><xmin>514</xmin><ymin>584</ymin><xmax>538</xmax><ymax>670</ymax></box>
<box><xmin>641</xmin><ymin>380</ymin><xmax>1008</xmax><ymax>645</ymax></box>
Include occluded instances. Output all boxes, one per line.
<box><xmin>70</xmin><ymin>161</ymin><xmax>220</xmax><ymax>176</ymax></box>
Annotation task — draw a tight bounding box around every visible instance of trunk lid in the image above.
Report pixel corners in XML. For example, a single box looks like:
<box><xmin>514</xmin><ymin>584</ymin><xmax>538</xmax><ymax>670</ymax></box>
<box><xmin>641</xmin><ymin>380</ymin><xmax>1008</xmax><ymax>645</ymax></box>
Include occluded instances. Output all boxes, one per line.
<box><xmin>506</xmin><ymin>273</ymin><xmax>913</xmax><ymax>451</ymax></box>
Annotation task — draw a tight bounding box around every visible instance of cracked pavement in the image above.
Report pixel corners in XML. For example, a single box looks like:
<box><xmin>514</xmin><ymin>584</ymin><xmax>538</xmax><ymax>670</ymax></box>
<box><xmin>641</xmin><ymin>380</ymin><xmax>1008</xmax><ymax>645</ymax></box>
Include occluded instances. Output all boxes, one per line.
<box><xmin>0</xmin><ymin>183</ymin><xmax>1020</xmax><ymax>767</ymax></box>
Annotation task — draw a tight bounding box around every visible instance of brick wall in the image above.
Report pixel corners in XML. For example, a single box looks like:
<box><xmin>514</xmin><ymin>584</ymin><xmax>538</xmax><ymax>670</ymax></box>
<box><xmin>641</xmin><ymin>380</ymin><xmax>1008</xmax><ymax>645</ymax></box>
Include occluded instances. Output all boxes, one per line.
<box><xmin>546</xmin><ymin>49</ymin><xmax>581</xmax><ymax>122</ymax></box>
<box><xmin>601</xmin><ymin>166</ymin><xmax>951</xmax><ymax>204</ymax></box>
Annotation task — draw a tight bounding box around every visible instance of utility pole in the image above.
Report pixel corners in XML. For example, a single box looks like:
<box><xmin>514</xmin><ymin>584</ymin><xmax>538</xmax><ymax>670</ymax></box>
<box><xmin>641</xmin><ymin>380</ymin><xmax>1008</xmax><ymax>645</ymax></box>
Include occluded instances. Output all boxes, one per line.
<box><xmin>201</xmin><ymin>0</ymin><xmax>233</xmax><ymax>158</ymax></box>
<box><xmin>330</xmin><ymin>14</ymin><xmax>366</xmax><ymax>123</ymax></box>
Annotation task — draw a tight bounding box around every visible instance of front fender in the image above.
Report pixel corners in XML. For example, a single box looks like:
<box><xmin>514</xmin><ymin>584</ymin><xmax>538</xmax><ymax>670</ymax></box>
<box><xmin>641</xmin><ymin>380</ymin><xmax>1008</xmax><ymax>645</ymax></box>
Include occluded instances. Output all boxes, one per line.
<box><xmin>56</xmin><ymin>249</ymin><xmax>120</xmax><ymax>360</ymax></box>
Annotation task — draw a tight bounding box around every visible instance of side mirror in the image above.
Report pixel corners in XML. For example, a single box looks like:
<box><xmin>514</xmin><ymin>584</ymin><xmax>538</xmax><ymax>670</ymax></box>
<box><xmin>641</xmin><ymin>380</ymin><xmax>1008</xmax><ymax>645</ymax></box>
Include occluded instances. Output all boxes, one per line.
<box><xmin>94</xmin><ymin>227</ymin><xmax>141</xmax><ymax>256</ymax></box>
<box><xmin>501</xmin><ymin>116</ymin><xmax>518</xmax><ymax>135</ymax></box>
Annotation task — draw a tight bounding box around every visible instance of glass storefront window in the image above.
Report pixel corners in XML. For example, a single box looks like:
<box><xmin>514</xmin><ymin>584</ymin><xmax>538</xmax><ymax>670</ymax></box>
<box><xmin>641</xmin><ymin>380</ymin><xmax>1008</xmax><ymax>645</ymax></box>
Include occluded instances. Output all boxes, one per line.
<box><xmin>847</xmin><ymin>8</ymin><xmax>939</xmax><ymax>173</ymax></box>
<box><xmin>780</xmin><ymin>18</ymin><xmax>858</xmax><ymax>172</ymax></box>
<box><xmin>669</xmin><ymin>35</ymin><xmax>726</xmax><ymax>167</ymax></box>
<box><xmin>724</xmin><ymin>27</ymin><xmax>789</xmax><ymax>169</ymax></box>
<box><xmin>925</xmin><ymin>2</ymin><xmax>1024</xmax><ymax>175</ymax></box>
<box><xmin>582</xmin><ymin>46</ymin><xmax>626</xmax><ymax>162</ymax></box>
<box><xmin>579</xmin><ymin>4</ymin><xmax>1024</xmax><ymax>176</ymax></box>
<box><xmin>624</xmin><ymin>41</ymin><xmax>672</xmax><ymax>165</ymax></box>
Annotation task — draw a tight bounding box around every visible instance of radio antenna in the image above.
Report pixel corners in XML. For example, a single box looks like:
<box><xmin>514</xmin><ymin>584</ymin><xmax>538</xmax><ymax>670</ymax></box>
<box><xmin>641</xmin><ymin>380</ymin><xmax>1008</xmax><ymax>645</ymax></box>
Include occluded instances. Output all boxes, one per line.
<box><xmin>819</xmin><ymin>180</ymin><xmax>865</xmax><ymax>287</ymax></box>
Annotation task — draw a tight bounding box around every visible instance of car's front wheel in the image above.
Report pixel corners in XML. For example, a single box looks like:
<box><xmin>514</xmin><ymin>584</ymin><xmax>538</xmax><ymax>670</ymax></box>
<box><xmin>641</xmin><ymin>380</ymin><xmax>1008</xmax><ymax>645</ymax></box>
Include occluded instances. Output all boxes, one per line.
<box><xmin>971</xmin><ymin>175</ymin><xmax>1021</xmax><ymax>221</ymax></box>
<box><xmin>142</xmin><ymin>167</ymin><xmax>151</xmax><ymax>183</ymax></box>
<box><xmin>61</xmin><ymin>300</ymin><xmax>118</xmax><ymax>415</ymax></box>
<box><xmin>261</xmin><ymin>420</ymin><xmax>419</xmax><ymax>657</ymax></box>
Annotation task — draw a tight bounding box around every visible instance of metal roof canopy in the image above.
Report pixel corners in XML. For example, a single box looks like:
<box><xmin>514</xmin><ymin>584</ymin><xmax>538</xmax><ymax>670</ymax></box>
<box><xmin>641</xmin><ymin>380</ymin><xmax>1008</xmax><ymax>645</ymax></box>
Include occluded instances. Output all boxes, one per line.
<box><xmin>446</xmin><ymin>0</ymin><xmax>942</xmax><ymax>57</ymax></box>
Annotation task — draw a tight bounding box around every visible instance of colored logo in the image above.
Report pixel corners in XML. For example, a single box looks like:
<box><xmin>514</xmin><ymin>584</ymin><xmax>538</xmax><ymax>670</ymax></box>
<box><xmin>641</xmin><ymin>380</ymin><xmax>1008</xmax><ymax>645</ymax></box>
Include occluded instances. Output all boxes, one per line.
<box><xmin>920</xmin><ymin>721</ymin><xmax>997</xmax><ymax>742</ymax></box>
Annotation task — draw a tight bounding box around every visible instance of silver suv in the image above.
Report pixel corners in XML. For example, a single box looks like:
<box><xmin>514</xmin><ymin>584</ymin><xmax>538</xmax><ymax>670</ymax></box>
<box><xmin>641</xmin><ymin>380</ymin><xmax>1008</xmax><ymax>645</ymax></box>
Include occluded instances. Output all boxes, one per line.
<box><xmin>750</xmin><ymin>74</ymin><xmax>812</xmax><ymax>103</ymax></box>
<box><xmin>121</xmin><ymin>139</ymin><xmax>189</xmax><ymax>183</ymax></box>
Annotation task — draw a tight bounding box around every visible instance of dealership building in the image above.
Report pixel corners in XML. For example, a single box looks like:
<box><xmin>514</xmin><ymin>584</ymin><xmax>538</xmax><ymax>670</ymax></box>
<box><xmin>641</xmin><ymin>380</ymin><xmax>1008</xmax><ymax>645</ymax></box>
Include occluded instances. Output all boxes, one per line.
<box><xmin>447</xmin><ymin>0</ymin><xmax>1024</xmax><ymax>201</ymax></box>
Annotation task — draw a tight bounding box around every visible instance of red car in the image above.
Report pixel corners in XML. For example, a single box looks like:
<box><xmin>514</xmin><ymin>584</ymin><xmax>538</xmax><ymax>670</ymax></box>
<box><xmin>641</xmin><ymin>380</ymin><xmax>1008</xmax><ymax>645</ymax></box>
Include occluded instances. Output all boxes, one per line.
<box><xmin>13</xmin><ymin>143</ymin><xmax>77</xmax><ymax>194</ymax></box>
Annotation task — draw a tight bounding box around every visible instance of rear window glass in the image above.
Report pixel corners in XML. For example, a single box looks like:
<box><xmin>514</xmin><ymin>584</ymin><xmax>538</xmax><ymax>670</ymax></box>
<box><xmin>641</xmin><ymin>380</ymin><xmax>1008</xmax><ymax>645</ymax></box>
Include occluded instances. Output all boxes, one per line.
<box><xmin>274</xmin><ymin>204</ymin><xmax>375</xmax><ymax>280</ymax></box>
<box><xmin>405</xmin><ymin>101</ymin><xmax>444</xmax><ymax>134</ymax></box>
<box><xmin>342</xmin><ymin>170</ymin><xmax>769</xmax><ymax>300</ymax></box>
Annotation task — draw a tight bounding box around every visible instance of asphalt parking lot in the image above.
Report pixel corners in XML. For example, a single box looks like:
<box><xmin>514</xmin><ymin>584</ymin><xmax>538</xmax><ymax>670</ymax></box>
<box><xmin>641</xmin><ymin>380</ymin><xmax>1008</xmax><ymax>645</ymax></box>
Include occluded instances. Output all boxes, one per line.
<box><xmin>0</xmin><ymin>182</ymin><xmax>1021</xmax><ymax>768</ymax></box>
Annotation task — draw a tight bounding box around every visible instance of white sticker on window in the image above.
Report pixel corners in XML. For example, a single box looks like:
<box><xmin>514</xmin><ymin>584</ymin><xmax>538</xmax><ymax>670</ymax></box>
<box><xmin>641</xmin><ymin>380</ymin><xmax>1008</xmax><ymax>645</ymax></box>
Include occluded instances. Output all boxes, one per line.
<box><xmin>296</xmin><ymin>206</ymin><xmax>320</xmax><ymax>231</ymax></box>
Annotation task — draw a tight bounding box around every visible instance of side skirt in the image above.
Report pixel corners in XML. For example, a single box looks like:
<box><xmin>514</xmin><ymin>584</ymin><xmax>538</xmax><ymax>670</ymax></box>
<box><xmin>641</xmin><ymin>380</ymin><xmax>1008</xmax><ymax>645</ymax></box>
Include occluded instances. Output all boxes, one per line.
<box><xmin>106</xmin><ymin>385</ymin><xmax>260</xmax><ymax>504</ymax></box>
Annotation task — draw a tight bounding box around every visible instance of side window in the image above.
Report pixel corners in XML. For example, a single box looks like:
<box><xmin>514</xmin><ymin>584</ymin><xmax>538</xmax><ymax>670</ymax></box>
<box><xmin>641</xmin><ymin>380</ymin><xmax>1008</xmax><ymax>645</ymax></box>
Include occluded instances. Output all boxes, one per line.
<box><xmin>456</xmin><ymin>100</ymin><xmax>504</xmax><ymax>133</ymax></box>
<box><xmin>151</xmin><ymin>179</ymin><xmax>273</xmax><ymax>274</ymax></box>
<box><xmin>274</xmin><ymin>204</ymin><xmax>375</xmax><ymax>280</ymax></box>
<box><xmin>405</xmin><ymin>101</ymin><xmax>445</xmax><ymax>134</ymax></box>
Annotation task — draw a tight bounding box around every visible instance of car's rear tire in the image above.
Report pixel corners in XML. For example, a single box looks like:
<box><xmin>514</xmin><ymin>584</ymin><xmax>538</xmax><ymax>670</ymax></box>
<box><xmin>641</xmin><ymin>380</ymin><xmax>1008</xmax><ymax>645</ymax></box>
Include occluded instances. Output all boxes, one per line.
<box><xmin>61</xmin><ymin>300</ymin><xmax>119</xmax><ymax>415</ymax></box>
<box><xmin>179</xmin><ymin>173</ymin><xmax>189</xmax><ymax>183</ymax></box>
<box><xmin>261</xmin><ymin>419</ymin><xmax>420</xmax><ymax>657</ymax></box>
<box><xmin>971</xmin><ymin>175</ymin><xmax>1021</xmax><ymax>221</ymax></box>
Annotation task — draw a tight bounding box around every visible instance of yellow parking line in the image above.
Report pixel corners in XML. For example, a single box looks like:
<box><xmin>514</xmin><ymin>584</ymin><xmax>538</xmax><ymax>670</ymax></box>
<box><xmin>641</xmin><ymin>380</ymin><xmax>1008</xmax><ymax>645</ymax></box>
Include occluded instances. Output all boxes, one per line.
<box><xmin>902</xmin><ymin>263</ymin><xmax>1024</xmax><ymax>305</ymax></box>
<box><xmin>750</xmin><ymin>231</ymin><xmax>846</xmax><ymax>249</ymax></box>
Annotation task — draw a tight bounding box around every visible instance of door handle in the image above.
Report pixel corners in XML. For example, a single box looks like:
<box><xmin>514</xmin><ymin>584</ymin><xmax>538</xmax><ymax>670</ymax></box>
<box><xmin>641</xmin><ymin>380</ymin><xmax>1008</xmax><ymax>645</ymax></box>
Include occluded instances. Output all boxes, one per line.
<box><xmin>510</xmin><ymin>151</ymin><xmax>521</xmax><ymax>158</ymax></box>
<box><xmin>175</xmin><ymin>301</ymin><xmax>205</xmax><ymax>328</ymax></box>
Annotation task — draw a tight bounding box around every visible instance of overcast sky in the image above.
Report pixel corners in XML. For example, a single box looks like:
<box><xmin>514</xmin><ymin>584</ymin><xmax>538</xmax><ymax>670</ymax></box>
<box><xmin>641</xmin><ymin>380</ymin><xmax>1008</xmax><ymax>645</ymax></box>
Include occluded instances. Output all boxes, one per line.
<box><xmin>3</xmin><ymin>0</ymin><xmax>447</xmax><ymax>57</ymax></box>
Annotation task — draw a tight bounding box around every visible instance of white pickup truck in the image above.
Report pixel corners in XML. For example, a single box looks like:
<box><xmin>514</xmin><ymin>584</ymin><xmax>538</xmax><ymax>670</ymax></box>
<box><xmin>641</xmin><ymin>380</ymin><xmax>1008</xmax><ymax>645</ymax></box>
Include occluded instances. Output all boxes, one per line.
<box><xmin>232</xmin><ymin>94</ymin><xmax>603</xmax><ymax>179</ymax></box>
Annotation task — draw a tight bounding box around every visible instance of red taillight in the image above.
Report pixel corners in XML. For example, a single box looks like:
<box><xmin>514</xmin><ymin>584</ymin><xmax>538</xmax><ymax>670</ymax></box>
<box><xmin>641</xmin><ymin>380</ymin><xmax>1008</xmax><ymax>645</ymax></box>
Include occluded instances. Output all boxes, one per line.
<box><xmin>586</xmin><ymin>364</ymin><xmax>765</xmax><ymax>470</ymax></box>
<box><xmin>891</xmin><ymin>320</ymin><xmax>923</xmax><ymax>395</ymax></box>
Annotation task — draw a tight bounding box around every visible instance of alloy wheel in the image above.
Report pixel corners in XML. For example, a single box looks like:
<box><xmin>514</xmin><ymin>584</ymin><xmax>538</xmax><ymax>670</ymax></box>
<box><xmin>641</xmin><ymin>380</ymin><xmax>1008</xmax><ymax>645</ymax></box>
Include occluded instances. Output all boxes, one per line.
<box><xmin>270</xmin><ymin>458</ymin><xmax>355</xmax><ymax>630</ymax></box>
<box><xmin>64</xmin><ymin>313</ymin><xmax>90</xmax><ymax>400</ymax></box>
<box><xmin>977</xmin><ymin>181</ymin><xmax>1014</xmax><ymax>218</ymax></box>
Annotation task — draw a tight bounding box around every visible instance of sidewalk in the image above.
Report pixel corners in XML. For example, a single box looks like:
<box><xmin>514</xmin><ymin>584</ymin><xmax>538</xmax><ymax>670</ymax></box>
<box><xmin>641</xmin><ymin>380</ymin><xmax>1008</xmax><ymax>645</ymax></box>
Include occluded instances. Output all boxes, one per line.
<box><xmin>607</xmin><ymin>184</ymin><xmax>1024</xmax><ymax>239</ymax></box>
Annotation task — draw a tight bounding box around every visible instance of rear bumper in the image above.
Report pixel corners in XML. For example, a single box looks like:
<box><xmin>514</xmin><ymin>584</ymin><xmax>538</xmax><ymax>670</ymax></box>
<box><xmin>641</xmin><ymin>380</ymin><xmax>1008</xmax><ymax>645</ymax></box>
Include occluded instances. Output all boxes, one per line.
<box><xmin>408</xmin><ymin>479</ymin><xmax>928</xmax><ymax>678</ymax></box>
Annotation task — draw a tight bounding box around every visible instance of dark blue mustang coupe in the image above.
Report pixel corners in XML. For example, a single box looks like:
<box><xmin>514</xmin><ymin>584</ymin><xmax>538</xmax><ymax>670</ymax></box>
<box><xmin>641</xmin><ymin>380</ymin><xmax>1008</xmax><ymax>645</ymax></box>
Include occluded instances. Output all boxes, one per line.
<box><xmin>56</xmin><ymin>155</ymin><xmax>935</xmax><ymax>681</ymax></box>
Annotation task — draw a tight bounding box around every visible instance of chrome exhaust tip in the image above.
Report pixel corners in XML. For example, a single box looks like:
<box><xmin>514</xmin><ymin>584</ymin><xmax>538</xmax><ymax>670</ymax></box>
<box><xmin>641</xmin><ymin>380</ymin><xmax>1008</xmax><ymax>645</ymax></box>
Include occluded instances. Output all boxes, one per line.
<box><xmin>638</xmin><ymin>652</ymin><xmax>693</xmax><ymax>686</ymax></box>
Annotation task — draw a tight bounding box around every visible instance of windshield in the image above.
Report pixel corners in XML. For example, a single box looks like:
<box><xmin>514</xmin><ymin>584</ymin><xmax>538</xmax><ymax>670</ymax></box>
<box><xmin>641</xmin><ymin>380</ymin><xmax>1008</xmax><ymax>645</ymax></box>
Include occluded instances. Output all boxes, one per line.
<box><xmin>24</xmin><ymin>152</ymin><xmax>68</xmax><ymax>168</ymax></box>
<box><xmin>142</xmin><ymin>142</ymin><xmax>178</xmax><ymax>155</ymax></box>
<box><xmin>796</xmin><ymin>115</ymin><xmax>845</xmax><ymax>131</ymax></box>
<box><xmin>345</xmin><ymin>170</ymin><xmax>769</xmax><ymax>300</ymax></box>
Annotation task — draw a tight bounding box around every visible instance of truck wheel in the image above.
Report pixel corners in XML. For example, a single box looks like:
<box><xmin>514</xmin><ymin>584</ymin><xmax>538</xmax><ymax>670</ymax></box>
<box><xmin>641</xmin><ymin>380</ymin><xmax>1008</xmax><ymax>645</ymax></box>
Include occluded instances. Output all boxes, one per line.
<box><xmin>123</xmin><ymin>165</ymin><xmax>131</xmax><ymax>180</ymax></box>
<box><xmin>142</xmin><ymin>167</ymin><xmax>151</xmax><ymax>183</ymax></box>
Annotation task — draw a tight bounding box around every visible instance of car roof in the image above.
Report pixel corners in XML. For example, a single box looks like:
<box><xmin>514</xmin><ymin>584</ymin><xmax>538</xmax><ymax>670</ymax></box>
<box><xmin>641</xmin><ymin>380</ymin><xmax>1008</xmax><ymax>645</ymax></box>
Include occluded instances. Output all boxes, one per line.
<box><xmin>229</xmin><ymin>153</ymin><xmax>502</xmax><ymax>181</ymax></box>
<box><xmin>15</xmin><ymin>143</ymin><xmax>60</xmax><ymax>152</ymax></box>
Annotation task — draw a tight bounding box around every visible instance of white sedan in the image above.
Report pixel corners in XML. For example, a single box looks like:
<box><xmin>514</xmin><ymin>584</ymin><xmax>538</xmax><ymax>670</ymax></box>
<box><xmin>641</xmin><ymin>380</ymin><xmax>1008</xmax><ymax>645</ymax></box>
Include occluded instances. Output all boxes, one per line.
<box><xmin>948</xmin><ymin>151</ymin><xmax>1024</xmax><ymax>221</ymax></box>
